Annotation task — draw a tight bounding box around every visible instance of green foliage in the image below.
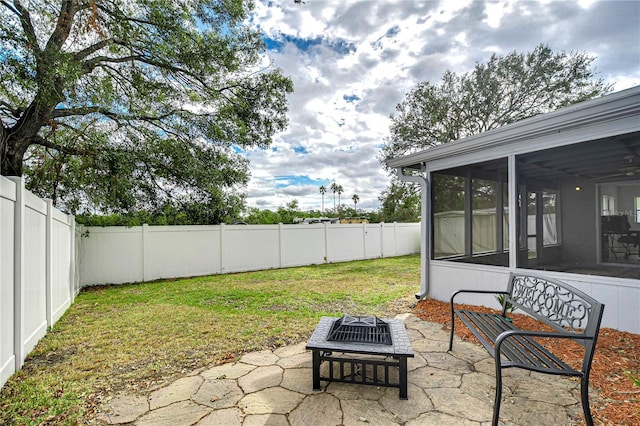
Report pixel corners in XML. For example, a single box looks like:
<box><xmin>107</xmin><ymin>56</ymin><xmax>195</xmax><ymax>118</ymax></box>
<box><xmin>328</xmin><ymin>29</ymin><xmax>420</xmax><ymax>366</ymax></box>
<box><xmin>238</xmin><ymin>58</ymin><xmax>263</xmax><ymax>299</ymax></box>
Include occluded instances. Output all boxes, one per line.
<box><xmin>495</xmin><ymin>293</ymin><xmax>516</xmax><ymax>314</ymax></box>
<box><xmin>1</xmin><ymin>0</ymin><xmax>293</xmax><ymax>215</ymax></box>
<box><xmin>378</xmin><ymin>44</ymin><xmax>611</xmax><ymax>217</ymax></box>
<box><xmin>380</xmin><ymin>44</ymin><xmax>611</xmax><ymax>164</ymax></box>
<box><xmin>378</xmin><ymin>180</ymin><xmax>421</xmax><ymax>223</ymax></box>
<box><xmin>76</xmin><ymin>199</ymin><xmax>243</xmax><ymax>226</ymax></box>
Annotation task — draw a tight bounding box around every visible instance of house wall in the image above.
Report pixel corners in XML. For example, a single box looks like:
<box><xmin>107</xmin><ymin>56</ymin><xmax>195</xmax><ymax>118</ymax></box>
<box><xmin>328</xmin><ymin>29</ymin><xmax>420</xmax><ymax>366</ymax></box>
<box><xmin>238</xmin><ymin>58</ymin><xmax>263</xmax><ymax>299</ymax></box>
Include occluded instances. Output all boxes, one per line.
<box><xmin>560</xmin><ymin>181</ymin><xmax>598</xmax><ymax>266</ymax></box>
<box><xmin>429</xmin><ymin>261</ymin><xmax>640</xmax><ymax>334</ymax></box>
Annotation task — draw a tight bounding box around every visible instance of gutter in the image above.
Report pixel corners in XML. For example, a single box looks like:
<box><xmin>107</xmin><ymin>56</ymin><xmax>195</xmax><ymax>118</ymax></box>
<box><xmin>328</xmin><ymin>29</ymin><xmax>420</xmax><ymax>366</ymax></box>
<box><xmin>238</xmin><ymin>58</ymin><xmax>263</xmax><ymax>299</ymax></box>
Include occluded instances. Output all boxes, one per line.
<box><xmin>395</xmin><ymin>165</ymin><xmax>430</xmax><ymax>300</ymax></box>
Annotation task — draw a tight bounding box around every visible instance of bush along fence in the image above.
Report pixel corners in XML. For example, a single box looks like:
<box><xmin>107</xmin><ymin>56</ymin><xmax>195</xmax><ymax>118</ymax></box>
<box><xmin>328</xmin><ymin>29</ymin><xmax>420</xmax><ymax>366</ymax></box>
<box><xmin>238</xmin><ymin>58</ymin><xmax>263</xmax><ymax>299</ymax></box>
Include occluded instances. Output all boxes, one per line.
<box><xmin>1</xmin><ymin>175</ymin><xmax>421</xmax><ymax>389</ymax></box>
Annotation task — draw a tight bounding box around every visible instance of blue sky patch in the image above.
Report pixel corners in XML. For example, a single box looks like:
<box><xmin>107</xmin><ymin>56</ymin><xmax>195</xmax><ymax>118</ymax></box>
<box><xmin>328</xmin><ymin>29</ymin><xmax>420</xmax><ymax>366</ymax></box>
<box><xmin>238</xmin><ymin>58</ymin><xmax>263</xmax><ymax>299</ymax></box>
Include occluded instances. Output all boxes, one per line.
<box><xmin>264</xmin><ymin>33</ymin><xmax>355</xmax><ymax>55</ymax></box>
<box><xmin>274</xmin><ymin>175</ymin><xmax>328</xmax><ymax>188</ymax></box>
<box><xmin>343</xmin><ymin>94</ymin><xmax>360</xmax><ymax>103</ymax></box>
<box><xmin>293</xmin><ymin>145</ymin><xmax>308</xmax><ymax>154</ymax></box>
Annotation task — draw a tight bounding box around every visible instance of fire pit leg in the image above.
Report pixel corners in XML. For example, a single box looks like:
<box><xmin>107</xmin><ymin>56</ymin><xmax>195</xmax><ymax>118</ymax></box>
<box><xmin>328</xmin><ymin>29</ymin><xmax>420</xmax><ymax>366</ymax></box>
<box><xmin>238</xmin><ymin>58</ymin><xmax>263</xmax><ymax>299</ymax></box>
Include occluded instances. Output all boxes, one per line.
<box><xmin>399</xmin><ymin>356</ymin><xmax>408</xmax><ymax>400</ymax></box>
<box><xmin>312</xmin><ymin>350</ymin><xmax>321</xmax><ymax>390</ymax></box>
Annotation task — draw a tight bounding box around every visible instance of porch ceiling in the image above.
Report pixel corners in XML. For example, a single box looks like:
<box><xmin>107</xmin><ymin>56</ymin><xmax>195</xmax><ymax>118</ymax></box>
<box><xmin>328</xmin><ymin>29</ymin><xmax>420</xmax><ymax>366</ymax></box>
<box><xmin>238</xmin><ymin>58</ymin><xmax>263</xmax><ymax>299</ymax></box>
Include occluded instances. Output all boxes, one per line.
<box><xmin>440</xmin><ymin>133</ymin><xmax>640</xmax><ymax>183</ymax></box>
<box><xmin>518</xmin><ymin>133</ymin><xmax>640</xmax><ymax>181</ymax></box>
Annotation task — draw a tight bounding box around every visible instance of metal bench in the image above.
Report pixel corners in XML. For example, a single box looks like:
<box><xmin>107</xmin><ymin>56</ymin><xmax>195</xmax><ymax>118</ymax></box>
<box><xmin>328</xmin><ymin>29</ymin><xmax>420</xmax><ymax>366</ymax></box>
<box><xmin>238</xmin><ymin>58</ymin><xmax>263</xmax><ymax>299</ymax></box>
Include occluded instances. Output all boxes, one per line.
<box><xmin>448</xmin><ymin>272</ymin><xmax>605</xmax><ymax>426</ymax></box>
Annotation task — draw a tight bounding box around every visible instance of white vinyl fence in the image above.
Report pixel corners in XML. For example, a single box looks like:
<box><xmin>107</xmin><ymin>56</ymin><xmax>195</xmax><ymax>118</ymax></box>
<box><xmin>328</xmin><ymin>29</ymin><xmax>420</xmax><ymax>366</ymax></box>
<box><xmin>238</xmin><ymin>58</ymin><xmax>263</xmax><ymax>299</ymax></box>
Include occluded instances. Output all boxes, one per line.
<box><xmin>1</xmin><ymin>176</ymin><xmax>79</xmax><ymax>389</ymax></box>
<box><xmin>0</xmin><ymin>176</ymin><xmax>420</xmax><ymax>390</ymax></box>
<box><xmin>78</xmin><ymin>222</ymin><xmax>421</xmax><ymax>286</ymax></box>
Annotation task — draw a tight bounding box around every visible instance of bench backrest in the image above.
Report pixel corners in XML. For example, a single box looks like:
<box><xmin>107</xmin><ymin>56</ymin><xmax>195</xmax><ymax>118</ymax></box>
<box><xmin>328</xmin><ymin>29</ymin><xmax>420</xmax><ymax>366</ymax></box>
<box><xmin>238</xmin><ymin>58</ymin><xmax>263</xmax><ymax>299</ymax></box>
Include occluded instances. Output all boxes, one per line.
<box><xmin>505</xmin><ymin>273</ymin><xmax>605</xmax><ymax>346</ymax></box>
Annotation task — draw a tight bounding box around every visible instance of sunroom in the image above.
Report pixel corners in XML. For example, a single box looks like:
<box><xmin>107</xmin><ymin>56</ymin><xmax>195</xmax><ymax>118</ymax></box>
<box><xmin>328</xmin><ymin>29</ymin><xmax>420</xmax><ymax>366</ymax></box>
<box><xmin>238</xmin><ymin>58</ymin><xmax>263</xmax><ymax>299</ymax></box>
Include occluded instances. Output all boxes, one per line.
<box><xmin>387</xmin><ymin>86</ymin><xmax>640</xmax><ymax>333</ymax></box>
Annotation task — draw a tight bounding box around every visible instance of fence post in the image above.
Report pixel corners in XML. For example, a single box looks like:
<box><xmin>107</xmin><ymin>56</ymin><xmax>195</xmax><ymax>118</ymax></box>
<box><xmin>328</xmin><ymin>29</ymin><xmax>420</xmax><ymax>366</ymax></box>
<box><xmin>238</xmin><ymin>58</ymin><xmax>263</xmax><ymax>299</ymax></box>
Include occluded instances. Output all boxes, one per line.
<box><xmin>9</xmin><ymin>177</ymin><xmax>24</xmax><ymax>370</ymax></box>
<box><xmin>142</xmin><ymin>224</ymin><xmax>149</xmax><ymax>282</ymax></box>
<box><xmin>380</xmin><ymin>222</ymin><xmax>385</xmax><ymax>258</ymax></box>
<box><xmin>394</xmin><ymin>222</ymin><xmax>398</xmax><ymax>256</ymax></box>
<box><xmin>324</xmin><ymin>222</ymin><xmax>329</xmax><ymax>263</ymax></box>
<box><xmin>45</xmin><ymin>199</ymin><xmax>53</xmax><ymax>328</ymax></box>
<box><xmin>70</xmin><ymin>218</ymin><xmax>76</xmax><ymax>301</ymax></box>
<box><xmin>362</xmin><ymin>222</ymin><xmax>367</xmax><ymax>259</ymax></box>
<box><xmin>220</xmin><ymin>223</ymin><xmax>226</xmax><ymax>273</ymax></box>
<box><xmin>278</xmin><ymin>223</ymin><xmax>284</xmax><ymax>269</ymax></box>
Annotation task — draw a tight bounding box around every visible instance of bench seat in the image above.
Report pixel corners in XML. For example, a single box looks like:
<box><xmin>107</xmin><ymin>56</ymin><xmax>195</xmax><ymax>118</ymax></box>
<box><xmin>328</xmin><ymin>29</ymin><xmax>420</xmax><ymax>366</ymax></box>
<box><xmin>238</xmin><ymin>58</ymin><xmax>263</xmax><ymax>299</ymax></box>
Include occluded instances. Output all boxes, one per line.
<box><xmin>455</xmin><ymin>310</ymin><xmax>578</xmax><ymax>375</ymax></box>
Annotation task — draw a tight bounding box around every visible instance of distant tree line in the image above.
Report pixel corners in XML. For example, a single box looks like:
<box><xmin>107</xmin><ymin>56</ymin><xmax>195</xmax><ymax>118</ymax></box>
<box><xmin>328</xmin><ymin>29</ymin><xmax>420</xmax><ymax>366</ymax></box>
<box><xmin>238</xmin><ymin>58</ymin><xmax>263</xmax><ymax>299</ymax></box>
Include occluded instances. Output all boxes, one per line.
<box><xmin>76</xmin><ymin>199</ymin><xmax>385</xmax><ymax>226</ymax></box>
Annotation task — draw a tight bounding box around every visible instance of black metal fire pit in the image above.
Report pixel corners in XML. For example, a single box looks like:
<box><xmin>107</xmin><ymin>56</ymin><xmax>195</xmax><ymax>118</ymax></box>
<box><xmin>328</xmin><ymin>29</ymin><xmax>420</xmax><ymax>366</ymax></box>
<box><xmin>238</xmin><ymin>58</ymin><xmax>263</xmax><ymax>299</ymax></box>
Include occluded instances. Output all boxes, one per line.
<box><xmin>306</xmin><ymin>315</ymin><xmax>414</xmax><ymax>399</ymax></box>
<box><xmin>326</xmin><ymin>315</ymin><xmax>392</xmax><ymax>345</ymax></box>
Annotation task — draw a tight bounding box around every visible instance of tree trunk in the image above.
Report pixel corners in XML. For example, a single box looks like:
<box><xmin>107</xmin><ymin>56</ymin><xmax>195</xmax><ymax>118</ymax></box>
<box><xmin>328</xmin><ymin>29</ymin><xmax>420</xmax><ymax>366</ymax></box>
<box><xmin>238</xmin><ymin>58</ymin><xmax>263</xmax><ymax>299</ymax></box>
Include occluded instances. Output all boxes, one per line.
<box><xmin>1</xmin><ymin>137</ymin><xmax>28</xmax><ymax>176</ymax></box>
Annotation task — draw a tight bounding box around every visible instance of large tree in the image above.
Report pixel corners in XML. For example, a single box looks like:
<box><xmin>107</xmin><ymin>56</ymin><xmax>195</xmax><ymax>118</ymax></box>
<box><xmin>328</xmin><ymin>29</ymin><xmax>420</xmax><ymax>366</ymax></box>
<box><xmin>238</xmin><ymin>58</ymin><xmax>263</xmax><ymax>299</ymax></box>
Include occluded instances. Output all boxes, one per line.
<box><xmin>0</xmin><ymin>0</ymin><xmax>293</xmax><ymax>217</ymax></box>
<box><xmin>378</xmin><ymin>44</ymin><xmax>611</xmax><ymax>221</ymax></box>
<box><xmin>381</xmin><ymin>44</ymin><xmax>610</xmax><ymax>163</ymax></box>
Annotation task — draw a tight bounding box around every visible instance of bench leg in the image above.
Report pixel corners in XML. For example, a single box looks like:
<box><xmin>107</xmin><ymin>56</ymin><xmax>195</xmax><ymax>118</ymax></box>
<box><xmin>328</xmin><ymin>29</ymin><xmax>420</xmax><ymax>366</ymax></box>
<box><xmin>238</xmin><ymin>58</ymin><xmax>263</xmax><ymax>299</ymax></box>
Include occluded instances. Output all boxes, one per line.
<box><xmin>448</xmin><ymin>306</ymin><xmax>455</xmax><ymax>351</ymax></box>
<box><xmin>492</xmin><ymin>362</ymin><xmax>503</xmax><ymax>426</ymax></box>
<box><xmin>581</xmin><ymin>375</ymin><xmax>594</xmax><ymax>426</ymax></box>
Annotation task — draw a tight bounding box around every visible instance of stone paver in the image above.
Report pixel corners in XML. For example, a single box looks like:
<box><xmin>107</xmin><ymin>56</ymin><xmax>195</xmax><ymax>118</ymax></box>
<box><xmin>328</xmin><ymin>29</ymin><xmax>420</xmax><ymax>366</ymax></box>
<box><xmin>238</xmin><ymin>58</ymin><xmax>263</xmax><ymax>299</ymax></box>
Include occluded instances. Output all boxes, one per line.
<box><xmin>288</xmin><ymin>392</ymin><xmax>342</xmax><ymax>426</ymax></box>
<box><xmin>149</xmin><ymin>375</ymin><xmax>204</xmax><ymax>410</ymax></box>
<box><xmin>96</xmin><ymin>394</ymin><xmax>148</xmax><ymax>424</ymax></box>
<box><xmin>136</xmin><ymin>401</ymin><xmax>210</xmax><ymax>426</ymax></box>
<box><xmin>95</xmin><ymin>314</ymin><xmax>599</xmax><ymax>426</ymax></box>
<box><xmin>237</xmin><ymin>364</ymin><xmax>283</xmax><ymax>394</ymax></box>
<box><xmin>238</xmin><ymin>387</ymin><xmax>304</xmax><ymax>415</ymax></box>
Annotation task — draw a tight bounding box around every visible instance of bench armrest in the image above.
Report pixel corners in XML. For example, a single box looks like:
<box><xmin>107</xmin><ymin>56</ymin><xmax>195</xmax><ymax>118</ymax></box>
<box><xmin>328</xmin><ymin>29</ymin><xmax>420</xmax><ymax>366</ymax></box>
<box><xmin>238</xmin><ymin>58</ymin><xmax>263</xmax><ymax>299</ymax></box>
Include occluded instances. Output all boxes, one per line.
<box><xmin>495</xmin><ymin>329</ymin><xmax>593</xmax><ymax>354</ymax></box>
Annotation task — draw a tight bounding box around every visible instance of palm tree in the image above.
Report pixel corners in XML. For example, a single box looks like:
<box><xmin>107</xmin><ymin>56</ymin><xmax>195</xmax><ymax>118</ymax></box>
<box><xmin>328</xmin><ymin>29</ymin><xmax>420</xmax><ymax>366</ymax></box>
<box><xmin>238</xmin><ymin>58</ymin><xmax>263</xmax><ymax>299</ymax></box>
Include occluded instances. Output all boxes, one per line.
<box><xmin>337</xmin><ymin>185</ymin><xmax>344</xmax><ymax>212</ymax></box>
<box><xmin>330</xmin><ymin>182</ymin><xmax>338</xmax><ymax>212</ymax></box>
<box><xmin>319</xmin><ymin>185</ymin><xmax>327</xmax><ymax>213</ymax></box>
<box><xmin>352</xmin><ymin>193</ymin><xmax>359</xmax><ymax>212</ymax></box>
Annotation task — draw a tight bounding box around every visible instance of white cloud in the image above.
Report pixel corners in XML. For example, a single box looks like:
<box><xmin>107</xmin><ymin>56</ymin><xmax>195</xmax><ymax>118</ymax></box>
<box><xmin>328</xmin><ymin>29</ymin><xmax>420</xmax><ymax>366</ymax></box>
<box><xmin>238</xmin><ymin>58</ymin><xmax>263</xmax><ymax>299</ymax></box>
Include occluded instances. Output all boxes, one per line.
<box><xmin>245</xmin><ymin>0</ymin><xmax>640</xmax><ymax>213</ymax></box>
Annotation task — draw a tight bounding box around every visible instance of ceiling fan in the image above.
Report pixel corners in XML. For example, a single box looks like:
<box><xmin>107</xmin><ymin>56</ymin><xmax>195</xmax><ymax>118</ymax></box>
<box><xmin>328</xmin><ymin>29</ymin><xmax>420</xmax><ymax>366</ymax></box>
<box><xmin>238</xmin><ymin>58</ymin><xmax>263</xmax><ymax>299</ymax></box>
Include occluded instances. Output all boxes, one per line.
<box><xmin>588</xmin><ymin>154</ymin><xmax>640</xmax><ymax>181</ymax></box>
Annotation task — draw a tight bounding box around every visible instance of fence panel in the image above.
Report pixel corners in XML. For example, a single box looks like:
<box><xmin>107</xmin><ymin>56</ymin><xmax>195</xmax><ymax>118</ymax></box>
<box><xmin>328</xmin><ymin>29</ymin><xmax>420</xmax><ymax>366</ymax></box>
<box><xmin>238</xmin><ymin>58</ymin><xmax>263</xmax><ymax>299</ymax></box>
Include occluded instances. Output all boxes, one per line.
<box><xmin>51</xmin><ymin>208</ymin><xmax>74</xmax><ymax>324</ymax></box>
<box><xmin>22</xmin><ymin>192</ymin><xmax>48</xmax><ymax>357</ymax></box>
<box><xmin>78</xmin><ymin>222</ymin><xmax>421</xmax><ymax>286</ymax></box>
<box><xmin>0</xmin><ymin>177</ymin><xmax>76</xmax><ymax>389</ymax></box>
<box><xmin>0</xmin><ymin>178</ymin><xmax>16</xmax><ymax>387</ymax></box>
<box><xmin>394</xmin><ymin>223</ymin><xmax>422</xmax><ymax>255</ymax></box>
<box><xmin>326</xmin><ymin>224</ymin><xmax>365</xmax><ymax>262</ymax></box>
<box><xmin>144</xmin><ymin>225</ymin><xmax>221</xmax><ymax>281</ymax></box>
<box><xmin>221</xmin><ymin>224</ymin><xmax>280</xmax><ymax>273</ymax></box>
<box><xmin>79</xmin><ymin>227</ymin><xmax>144</xmax><ymax>285</ymax></box>
<box><xmin>280</xmin><ymin>224</ymin><xmax>326</xmax><ymax>267</ymax></box>
<box><xmin>364</xmin><ymin>224</ymin><xmax>382</xmax><ymax>259</ymax></box>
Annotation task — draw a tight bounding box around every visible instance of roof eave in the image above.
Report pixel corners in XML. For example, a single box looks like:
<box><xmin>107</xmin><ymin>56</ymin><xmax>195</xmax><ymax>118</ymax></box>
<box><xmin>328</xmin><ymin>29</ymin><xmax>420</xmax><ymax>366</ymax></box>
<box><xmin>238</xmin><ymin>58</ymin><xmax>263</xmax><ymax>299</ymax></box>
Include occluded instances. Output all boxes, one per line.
<box><xmin>386</xmin><ymin>85</ymin><xmax>640</xmax><ymax>169</ymax></box>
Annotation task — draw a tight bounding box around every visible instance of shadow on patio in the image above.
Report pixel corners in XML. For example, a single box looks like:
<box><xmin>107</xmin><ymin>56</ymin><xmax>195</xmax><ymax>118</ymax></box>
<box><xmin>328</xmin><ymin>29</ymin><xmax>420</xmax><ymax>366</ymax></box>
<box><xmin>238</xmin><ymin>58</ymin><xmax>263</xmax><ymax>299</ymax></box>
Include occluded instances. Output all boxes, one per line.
<box><xmin>97</xmin><ymin>314</ymin><xmax>591</xmax><ymax>425</ymax></box>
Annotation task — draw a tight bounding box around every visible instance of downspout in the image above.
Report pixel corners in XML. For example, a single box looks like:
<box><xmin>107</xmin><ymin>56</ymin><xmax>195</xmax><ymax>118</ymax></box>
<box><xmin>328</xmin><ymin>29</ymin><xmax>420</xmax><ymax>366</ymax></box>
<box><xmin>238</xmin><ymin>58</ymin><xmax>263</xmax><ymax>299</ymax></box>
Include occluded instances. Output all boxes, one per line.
<box><xmin>395</xmin><ymin>165</ymin><xmax>430</xmax><ymax>300</ymax></box>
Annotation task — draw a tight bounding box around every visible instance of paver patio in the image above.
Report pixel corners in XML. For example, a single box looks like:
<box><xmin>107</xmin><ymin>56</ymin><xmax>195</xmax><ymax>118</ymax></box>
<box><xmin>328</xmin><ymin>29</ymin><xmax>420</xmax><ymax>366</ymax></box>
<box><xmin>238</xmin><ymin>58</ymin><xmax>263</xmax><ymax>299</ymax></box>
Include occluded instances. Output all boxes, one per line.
<box><xmin>97</xmin><ymin>314</ymin><xmax>594</xmax><ymax>425</ymax></box>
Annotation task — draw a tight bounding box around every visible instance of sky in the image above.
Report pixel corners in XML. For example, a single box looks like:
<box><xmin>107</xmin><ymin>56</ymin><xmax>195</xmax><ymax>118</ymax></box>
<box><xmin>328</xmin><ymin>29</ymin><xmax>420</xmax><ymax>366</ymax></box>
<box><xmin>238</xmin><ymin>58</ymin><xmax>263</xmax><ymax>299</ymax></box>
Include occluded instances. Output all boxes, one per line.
<box><xmin>242</xmin><ymin>0</ymin><xmax>640</xmax><ymax>213</ymax></box>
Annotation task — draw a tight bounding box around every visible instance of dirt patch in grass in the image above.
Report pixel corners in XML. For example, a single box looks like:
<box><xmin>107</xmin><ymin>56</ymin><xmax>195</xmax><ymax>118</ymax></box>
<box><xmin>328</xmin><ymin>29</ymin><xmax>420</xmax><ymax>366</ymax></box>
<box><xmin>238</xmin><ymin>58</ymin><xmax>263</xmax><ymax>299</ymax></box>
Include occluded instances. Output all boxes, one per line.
<box><xmin>414</xmin><ymin>298</ymin><xmax>640</xmax><ymax>425</ymax></box>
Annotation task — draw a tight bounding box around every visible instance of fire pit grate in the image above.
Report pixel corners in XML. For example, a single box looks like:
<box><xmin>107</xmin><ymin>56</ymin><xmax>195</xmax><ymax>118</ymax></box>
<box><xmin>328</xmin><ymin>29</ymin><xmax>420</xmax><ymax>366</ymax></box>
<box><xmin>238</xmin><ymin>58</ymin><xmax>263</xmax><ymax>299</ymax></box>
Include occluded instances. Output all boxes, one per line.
<box><xmin>326</xmin><ymin>315</ymin><xmax>392</xmax><ymax>345</ymax></box>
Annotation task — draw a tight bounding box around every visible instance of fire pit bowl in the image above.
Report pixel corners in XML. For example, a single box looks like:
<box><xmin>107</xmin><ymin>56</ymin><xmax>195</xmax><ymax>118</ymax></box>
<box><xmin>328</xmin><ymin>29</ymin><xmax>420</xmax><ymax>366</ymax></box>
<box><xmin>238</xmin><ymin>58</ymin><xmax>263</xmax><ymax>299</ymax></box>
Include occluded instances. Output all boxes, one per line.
<box><xmin>326</xmin><ymin>315</ymin><xmax>392</xmax><ymax>345</ymax></box>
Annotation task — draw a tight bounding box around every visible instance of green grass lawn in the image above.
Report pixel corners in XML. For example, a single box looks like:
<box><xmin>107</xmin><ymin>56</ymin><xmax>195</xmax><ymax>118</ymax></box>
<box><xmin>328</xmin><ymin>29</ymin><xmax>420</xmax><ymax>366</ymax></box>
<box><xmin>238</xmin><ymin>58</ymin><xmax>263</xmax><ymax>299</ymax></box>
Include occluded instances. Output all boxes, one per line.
<box><xmin>0</xmin><ymin>255</ymin><xmax>420</xmax><ymax>425</ymax></box>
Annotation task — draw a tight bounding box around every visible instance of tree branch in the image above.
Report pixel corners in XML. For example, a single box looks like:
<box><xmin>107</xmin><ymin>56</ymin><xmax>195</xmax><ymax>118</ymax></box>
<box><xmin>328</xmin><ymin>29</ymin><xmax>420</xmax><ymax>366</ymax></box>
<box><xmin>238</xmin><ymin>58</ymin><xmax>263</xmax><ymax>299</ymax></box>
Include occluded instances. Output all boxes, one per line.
<box><xmin>44</xmin><ymin>0</ymin><xmax>82</xmax><ymax>53</ymax></box>
<box><xmin>11</xmin><ymin>0</ymin><xmax>39</xmax><ymax>52</ymax></box>
<box><xmin>51</xmin><ymin>106</ymin><xmax>178</xmax><ymax>123</ymax></box>
<box><xmin>73</xmin><ymin>38</ymin><xmax>115</xmax><ymax>61</ymax></box>
<box><xmin>29</xmin><ymin>133</ymin><xmax>92</xmax><ymax>156</ymax></box>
